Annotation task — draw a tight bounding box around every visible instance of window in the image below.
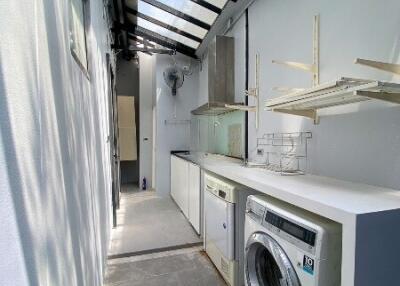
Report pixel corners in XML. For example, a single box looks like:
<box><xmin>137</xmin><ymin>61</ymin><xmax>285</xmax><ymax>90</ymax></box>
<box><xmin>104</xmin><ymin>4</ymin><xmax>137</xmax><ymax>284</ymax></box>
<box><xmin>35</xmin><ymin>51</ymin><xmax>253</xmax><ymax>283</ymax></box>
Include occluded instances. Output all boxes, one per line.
<box><xmin>69</xmin><ymin>0</ymin><xmax>89</xmax><ymax>74</ymax></box>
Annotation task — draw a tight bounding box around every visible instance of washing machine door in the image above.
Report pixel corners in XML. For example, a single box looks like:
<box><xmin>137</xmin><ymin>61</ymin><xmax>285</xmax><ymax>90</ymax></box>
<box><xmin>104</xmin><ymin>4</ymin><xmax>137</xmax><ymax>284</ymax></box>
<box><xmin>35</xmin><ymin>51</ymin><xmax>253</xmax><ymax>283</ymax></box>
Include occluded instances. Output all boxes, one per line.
<box><xmin>245</xmin><ymin>232</ymin><xmax>301</xmax><ymax>286</ymax></box>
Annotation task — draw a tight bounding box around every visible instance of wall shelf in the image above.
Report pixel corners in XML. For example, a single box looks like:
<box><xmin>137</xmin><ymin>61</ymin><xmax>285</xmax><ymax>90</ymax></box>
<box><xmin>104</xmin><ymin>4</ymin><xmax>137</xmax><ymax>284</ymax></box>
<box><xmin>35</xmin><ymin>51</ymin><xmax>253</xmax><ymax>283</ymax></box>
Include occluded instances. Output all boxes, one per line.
<box><xmin>265</xmin><ymin>77</ymin><xmax>400</xmax><ymax>123</ymax></box>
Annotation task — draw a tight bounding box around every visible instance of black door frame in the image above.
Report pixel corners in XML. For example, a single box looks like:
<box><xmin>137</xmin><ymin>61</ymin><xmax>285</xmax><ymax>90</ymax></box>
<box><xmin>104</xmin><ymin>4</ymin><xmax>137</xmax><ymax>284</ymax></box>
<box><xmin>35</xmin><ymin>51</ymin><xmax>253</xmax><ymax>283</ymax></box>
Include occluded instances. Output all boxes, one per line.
<box><xmin>107</xmin><ymin>53</ymin><xmax>121</xmax><ymax>228</ymax></box>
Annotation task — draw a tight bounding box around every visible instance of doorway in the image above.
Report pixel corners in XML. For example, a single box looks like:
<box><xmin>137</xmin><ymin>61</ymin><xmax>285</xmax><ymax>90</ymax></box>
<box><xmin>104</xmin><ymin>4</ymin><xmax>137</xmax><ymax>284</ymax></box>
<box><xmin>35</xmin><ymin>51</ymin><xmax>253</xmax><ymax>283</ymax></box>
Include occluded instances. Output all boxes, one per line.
<box><xmin>116</xmin><ymin>57</ymin><xmax>140</xmax><ymax>189</ymax></box>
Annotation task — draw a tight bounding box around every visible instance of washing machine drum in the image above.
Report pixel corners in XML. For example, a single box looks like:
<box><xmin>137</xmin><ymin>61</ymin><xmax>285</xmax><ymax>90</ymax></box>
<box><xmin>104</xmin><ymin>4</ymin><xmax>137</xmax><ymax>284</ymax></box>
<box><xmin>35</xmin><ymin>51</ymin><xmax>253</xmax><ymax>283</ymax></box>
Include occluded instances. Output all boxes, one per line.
<box><xmin>245</xmin><ymin>232</ymin><xmax>301</xmax><ymax>286</ymax></box>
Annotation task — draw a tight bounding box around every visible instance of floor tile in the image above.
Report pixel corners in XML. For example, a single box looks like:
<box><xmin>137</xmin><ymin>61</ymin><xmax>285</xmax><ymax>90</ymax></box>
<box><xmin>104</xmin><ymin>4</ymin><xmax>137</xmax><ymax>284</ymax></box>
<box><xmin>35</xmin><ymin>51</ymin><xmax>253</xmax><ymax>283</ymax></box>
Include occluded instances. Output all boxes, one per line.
<box><xmin>105</xmin><ymin>248</ymin><xmax>226</xmax><ymax>286</ymax></box>
<box><xmin>108</xmin><ymin>190</ymin><xmax>201</xmax><ymax>257</ymax></box>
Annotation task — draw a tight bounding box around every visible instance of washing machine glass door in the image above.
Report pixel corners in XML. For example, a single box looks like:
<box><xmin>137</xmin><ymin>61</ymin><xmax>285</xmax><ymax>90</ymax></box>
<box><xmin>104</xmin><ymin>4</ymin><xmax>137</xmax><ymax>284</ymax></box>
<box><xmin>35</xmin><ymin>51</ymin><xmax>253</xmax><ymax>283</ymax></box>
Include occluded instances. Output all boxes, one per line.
<box><xmin>245</xmin><ymin>232</ymin><xmax>300</xmax><ymax>286</ymax></box>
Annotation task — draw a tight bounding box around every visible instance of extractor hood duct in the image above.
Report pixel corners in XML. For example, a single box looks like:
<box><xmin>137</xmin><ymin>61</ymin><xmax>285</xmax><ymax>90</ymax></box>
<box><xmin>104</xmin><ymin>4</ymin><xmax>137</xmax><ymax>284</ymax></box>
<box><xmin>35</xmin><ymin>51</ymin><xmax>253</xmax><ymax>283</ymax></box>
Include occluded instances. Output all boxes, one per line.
<box><xmin>191</xmin><ymin>35</ymin><xmax>242</xmax><ymax>115</ymax></box>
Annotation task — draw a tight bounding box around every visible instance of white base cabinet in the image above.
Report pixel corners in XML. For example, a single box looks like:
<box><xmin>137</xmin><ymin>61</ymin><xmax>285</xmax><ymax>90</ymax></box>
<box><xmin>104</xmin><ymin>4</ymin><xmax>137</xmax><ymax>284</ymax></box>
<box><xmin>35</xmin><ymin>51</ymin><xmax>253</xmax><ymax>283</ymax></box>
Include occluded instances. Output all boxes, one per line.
<box><xmin>171</xmin><ymin>155</ymin><xmax>201</xmax><ymax>234</ymax></box>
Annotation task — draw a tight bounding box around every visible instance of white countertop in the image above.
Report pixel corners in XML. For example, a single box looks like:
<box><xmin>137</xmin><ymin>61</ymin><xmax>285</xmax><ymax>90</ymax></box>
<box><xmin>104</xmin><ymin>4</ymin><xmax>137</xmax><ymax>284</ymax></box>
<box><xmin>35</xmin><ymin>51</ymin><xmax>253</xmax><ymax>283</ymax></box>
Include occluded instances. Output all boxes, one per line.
<box><xmin>173</xmin><ymin>153</ymin><xmax>400</xmax><ymax>286</ymax></box>
<box><xmin>173</xmin><ymin>153</ymin><xmax>400</xmax><ymax>223</ymax></box>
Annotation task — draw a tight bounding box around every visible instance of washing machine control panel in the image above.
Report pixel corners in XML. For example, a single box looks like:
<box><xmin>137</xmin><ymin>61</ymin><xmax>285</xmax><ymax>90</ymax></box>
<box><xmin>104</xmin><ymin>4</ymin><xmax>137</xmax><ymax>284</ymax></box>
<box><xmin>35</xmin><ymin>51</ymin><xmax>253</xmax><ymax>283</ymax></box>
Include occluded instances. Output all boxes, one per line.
<box><xmin>265</xmin><ymin>211</ymin><xmax>316</xmax><ymax>246</ymax></box>
<box><xmin>262</xmin><ymin>209</ymin><xmax>317</xmax><ymax>255</ymax></box>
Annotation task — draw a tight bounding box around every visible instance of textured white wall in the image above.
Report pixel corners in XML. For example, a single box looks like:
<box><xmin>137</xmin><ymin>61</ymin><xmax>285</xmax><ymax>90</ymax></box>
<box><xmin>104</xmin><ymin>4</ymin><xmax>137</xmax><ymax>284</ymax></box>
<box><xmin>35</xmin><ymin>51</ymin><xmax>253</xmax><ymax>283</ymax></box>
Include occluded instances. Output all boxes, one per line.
<box><xmin>154</xmin><ymin>54</ymin><xmax>200</xmax><ymax>197</ymax></box>
<box><xmin>198</xmin><ymin>0</ymin><xmax>400</xmax><ymax>190</ymax></box>
<box><xmin>0</xmin><ymin>0</ymin><xmax>113</xmax><ymax>285</ymax></box>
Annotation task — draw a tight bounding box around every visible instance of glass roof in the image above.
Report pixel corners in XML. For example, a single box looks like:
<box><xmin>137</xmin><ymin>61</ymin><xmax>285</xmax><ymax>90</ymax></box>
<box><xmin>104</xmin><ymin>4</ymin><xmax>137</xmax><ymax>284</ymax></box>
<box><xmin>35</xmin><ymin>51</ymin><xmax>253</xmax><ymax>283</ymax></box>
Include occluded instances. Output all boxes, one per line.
<box><xmin>156</xmin><ymin>0</ymin><xmax>218</xmax><ymax>25</ymax></box>
<box><xmin>125</xmin><ymin>0</ymin><xmax>230</xmax><ymax>57</ymax></box>
<box><xmin>203</xmin><ymin>0</ymin><xmax>228</xmax><ymax>9</ymax></box>
<box><xmin>138</xmin><ymin>1</ymin><xmax>208</xmax><ymax>39</ymax></box>
<box><xmin>137</xmin><ymin>18</ymin><xmax>200</xmax><ymax>49</ymax></box>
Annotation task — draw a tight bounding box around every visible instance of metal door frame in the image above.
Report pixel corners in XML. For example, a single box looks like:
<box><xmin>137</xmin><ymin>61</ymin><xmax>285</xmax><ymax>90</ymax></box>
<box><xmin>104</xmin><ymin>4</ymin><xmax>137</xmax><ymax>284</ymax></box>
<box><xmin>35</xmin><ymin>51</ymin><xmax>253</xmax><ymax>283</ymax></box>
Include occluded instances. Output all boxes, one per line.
<box><xmin>106</xmin><ymin>53</ymin><xmax>121</xmax><ymax>228</ymax></box>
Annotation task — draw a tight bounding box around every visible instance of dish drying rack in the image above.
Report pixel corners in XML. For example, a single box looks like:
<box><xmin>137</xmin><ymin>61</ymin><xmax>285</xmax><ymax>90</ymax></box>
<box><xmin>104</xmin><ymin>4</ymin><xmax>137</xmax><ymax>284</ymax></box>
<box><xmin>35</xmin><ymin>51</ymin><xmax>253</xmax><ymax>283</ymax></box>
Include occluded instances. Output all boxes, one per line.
<box><xmin>255</xmin><ymin>132</ymin><xmax>312</xmax><ymax>175</ymax></box>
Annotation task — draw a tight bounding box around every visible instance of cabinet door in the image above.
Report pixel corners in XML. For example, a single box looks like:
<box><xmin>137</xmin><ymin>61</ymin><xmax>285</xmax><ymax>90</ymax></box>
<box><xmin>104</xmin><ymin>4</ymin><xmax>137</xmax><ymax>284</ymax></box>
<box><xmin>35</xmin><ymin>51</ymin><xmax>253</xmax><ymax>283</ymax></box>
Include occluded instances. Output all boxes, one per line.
<box><xmin>179</xmin><ymin>159</ymin><xmax>190</xmax><ymax>218</ymax></box>
<box><xmin>188</xmin><ymin>163</ymin><xmax>201</xmax><ymax>234</ymax></box>
<box><xmin>170</xmin><ymin>156</ymin><xmax>179</xmax><ymax>204</ymax></box>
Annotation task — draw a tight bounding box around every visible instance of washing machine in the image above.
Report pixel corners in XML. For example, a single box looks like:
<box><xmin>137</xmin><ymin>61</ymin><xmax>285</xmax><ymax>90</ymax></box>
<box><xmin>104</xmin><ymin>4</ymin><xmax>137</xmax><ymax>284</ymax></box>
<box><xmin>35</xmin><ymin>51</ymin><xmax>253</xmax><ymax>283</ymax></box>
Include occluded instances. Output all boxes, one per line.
<box><xmin>244</xmin><ymin>195</ymin><xmax>342</xmax><ymax>286</ymax></box>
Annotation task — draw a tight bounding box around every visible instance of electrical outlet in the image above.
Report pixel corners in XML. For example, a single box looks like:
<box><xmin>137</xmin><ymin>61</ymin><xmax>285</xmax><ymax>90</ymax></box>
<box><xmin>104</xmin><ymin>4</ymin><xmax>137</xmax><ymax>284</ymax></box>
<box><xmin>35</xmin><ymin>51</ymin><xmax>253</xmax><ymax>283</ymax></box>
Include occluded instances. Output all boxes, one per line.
<box><xmin>257</xmin><ymin>149</ymin><xmax>264</xmax><ymax>156</ymax></box>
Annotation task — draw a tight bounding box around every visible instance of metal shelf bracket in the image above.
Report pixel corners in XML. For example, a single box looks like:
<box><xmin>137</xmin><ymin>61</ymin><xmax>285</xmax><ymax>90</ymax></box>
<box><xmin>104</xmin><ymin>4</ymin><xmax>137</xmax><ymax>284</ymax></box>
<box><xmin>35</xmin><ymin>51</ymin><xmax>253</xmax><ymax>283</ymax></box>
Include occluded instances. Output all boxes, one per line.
<box><xmin>355</xmin><ymin>58</ymin><xmax>400</xmax><ymax>76</ymax></box>
<box><xmin>225</xmin><ymin>53</ymin><xmax>261</xmax><ymax>129</ymax></box>
<box><xmin>272</xmin><ymin>15</ymin><xmax>320</xmax><ymax>87</ymax></box>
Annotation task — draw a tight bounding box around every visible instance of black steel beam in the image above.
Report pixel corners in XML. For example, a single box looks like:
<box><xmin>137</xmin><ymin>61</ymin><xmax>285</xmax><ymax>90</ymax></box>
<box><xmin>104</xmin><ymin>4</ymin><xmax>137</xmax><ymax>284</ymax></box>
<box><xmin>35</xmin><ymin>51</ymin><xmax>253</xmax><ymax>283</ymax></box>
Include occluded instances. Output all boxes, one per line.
<box><xmin>112</xmin><ymin>0</ymin><xmax>122</xmax><ymax>47</ymax></box>
<box><xmin>120</xmin><ymin>23</ymin><xmax>197</xmax><ymax>58</ymax></box>
<box><xmin>128</xmin><ymin>34</ymin><xmax>155</xmax><ymax>48</ymax></box>
<box><xmin>189</xmin><ymin>0</ymin><xmax>222</xmax><ymax>14</ymax></box>
<box><xmin>129</xmin><ymin>46</ymin><xmax>175</xmax><ymax>55</ymax></box>
<box><xmin>140</xmin><ymin>0</ymin><xmax>211</xmax><ymax>30</ymax></box>
<box><xmin>125</xmin><ymin>6</ymin><xmax>203</xmax><ymax>43</ymax></box>
<box><xmin>120</xmin><ymin>0</ymin><xmax>132</xmax><ymax>58</ymax></box>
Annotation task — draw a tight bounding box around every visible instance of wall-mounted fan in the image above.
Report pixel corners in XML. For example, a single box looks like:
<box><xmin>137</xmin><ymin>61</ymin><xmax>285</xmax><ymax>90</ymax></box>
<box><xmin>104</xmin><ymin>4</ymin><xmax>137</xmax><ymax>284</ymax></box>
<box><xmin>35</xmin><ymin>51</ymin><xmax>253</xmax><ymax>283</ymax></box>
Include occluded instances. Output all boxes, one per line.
<box><xmin>163</xmin><ymin>66</ymin><xmax>184</xmax><ymax>96</ymax></box>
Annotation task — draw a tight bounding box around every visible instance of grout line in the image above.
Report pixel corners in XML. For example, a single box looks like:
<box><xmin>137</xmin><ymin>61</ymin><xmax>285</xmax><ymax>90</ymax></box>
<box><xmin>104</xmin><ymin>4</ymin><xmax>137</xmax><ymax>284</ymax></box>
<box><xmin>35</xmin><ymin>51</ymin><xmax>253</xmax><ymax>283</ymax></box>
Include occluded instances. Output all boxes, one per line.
<box><xmin>107</xmin><ymin>242</ymin><xmax>204</xmax><ymax>262</ymax></box>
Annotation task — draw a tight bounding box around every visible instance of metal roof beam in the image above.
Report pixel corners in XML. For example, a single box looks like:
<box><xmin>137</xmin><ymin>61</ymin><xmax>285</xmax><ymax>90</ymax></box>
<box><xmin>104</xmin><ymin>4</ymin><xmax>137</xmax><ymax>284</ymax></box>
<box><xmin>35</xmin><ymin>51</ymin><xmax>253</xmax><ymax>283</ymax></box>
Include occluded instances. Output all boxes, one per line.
<box><xmin>189</xmin><ymin>0</ymin><xmax>222</xmax><ymax>14</ymax></box>
<box><xmin>129</xmin><ymin>46</ymin><xmax>175</xmax><ymax>55</ymax></box>
<box><xmin>120</xmin><ymin>23</ymin><xmax>197</xmax><ymax>58</ymax></box>
<box><xmin>125</xmin><ymin>6</ymin><xmax>203</xmax><ymax>43</ymax></box>
<box><xmin>120</xmin><ymin>0</ymin><xmax>133</xmax><ymax>58</ymax></box>
<box><xmin>128</xmin><ymin>34</ymin><xmax>155</xmax><ymax>48</ymax></box>
<box><xmin>139</xmin><ymin>0</ymin><xmax>211</xmax><ymax>30</ymax></box>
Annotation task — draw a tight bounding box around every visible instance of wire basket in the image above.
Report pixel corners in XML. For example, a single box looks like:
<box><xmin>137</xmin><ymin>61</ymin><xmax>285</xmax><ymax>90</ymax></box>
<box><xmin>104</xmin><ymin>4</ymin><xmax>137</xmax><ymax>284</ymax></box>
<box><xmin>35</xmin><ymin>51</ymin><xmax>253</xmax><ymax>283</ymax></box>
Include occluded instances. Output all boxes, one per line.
<box><xmin>256</xmin><ymin>132</ymin><xmax>312</xmax><ymax>175</ymax></box>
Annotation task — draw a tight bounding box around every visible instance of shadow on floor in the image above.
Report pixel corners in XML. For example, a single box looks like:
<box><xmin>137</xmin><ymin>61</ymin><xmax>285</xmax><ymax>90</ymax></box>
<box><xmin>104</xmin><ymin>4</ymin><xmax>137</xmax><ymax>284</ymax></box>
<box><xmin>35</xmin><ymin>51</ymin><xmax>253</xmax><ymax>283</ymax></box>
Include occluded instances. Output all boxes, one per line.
<box><xmin>108</xmin><ymin>191</ymin><xmax>201</xmax><ymax>257</ymax></box>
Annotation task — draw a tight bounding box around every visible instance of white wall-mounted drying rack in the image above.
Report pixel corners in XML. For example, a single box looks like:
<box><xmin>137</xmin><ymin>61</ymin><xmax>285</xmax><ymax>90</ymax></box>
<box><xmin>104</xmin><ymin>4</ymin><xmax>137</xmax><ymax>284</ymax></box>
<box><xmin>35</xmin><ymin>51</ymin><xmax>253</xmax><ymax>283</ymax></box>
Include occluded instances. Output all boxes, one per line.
<box><xmin>265</xmin><ymin>15</ymin><xmax>400</xmax><ymax>124</ymax></box>
<box><xmin>265</xmin><ymin>77</ymin><xmax>400</xmax><ymax>124</ymax></box>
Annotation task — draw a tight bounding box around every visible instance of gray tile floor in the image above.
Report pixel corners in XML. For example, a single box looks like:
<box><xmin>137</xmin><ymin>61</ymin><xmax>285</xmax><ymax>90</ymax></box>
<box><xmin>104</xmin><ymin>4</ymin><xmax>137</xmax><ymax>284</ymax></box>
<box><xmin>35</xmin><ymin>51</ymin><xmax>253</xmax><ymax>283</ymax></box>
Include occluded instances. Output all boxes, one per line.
<box><xmin>105</xmin><ymin>247</ymin><xmax>227</xmax><ymax>286</ymax></box>
<box><xmin>121</xmin><ymin>184</ymin><xmax>141</xmax><ymax>193</ymax></box>
<box><xmin>108</xmin><ymin>189</ymin><xmax>201</xmax><ymax>257</ymax></box>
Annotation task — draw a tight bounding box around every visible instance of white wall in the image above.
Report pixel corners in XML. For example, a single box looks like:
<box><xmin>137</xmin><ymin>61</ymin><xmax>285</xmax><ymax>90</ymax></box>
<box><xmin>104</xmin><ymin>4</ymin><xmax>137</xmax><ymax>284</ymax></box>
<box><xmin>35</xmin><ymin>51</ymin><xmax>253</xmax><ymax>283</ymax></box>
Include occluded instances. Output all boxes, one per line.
<box><xmin>154</xmin><ymin>54</ymin><xmax>200</xmax><ymax>197</ymax></box>
<box><xmin>0</xmin><ymin>0</ymin><xmax>113</xmax><ymax>285</ymax></box>
<box><xmin>198</xmin><ymin>0</ymin><xmax>400</xmax><ymax>190</ymax></box>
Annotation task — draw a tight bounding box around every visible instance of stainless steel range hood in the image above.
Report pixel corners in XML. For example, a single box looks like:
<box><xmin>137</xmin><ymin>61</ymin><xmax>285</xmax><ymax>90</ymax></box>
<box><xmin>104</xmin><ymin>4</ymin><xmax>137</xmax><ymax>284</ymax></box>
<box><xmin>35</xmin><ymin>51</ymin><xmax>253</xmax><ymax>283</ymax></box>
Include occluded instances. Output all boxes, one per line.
<box><xmin>191</xmin><ymin>35</ymin><xmax>243</xmax><ymax>116</ymax></box>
